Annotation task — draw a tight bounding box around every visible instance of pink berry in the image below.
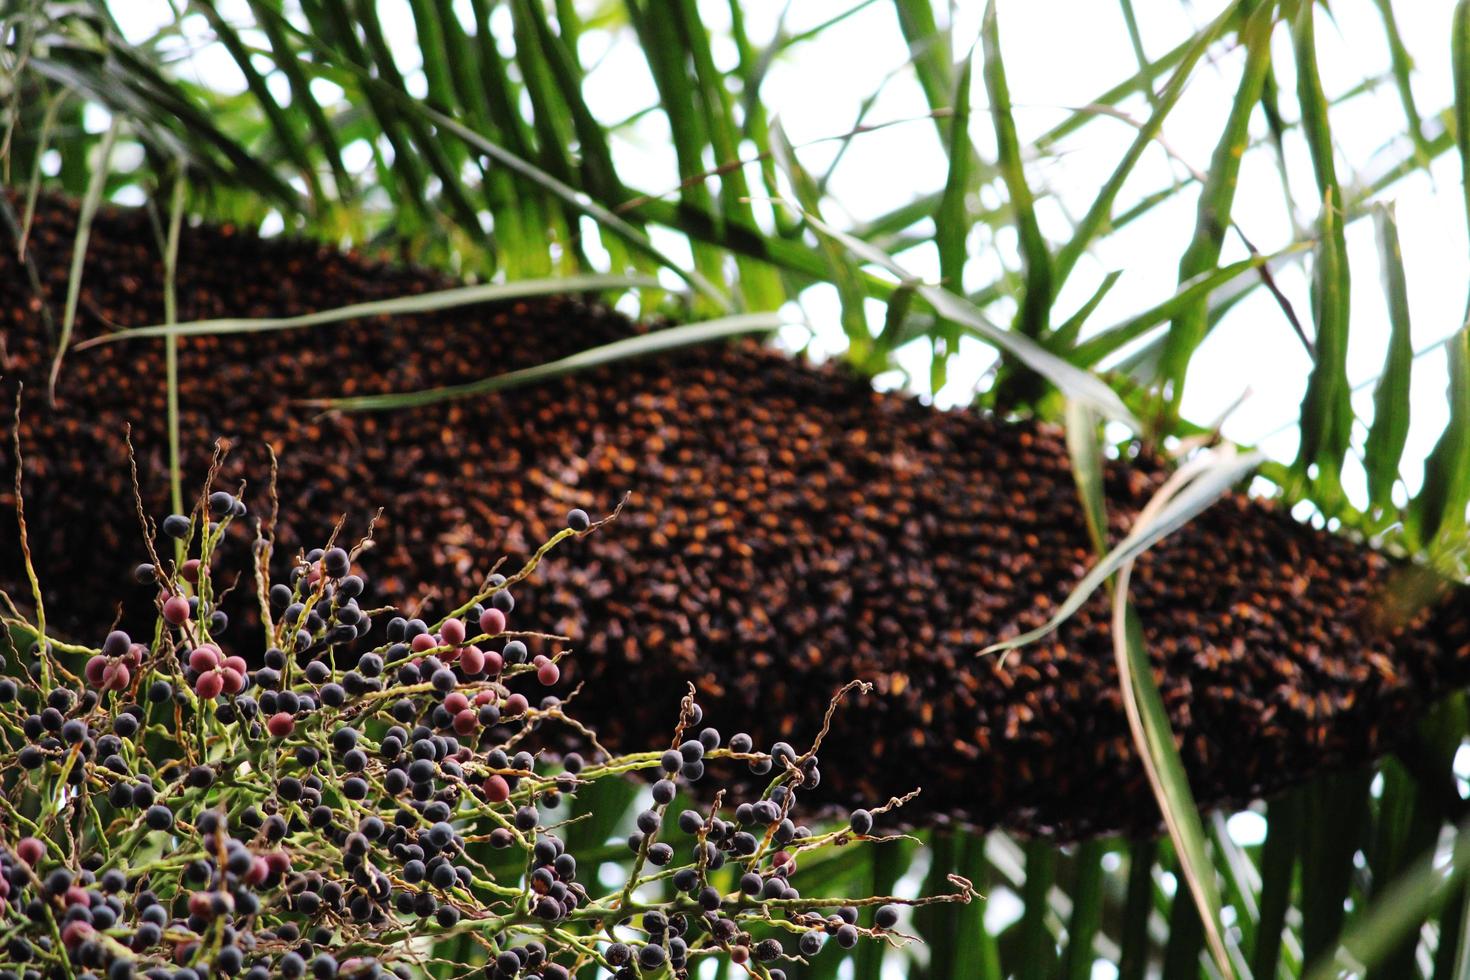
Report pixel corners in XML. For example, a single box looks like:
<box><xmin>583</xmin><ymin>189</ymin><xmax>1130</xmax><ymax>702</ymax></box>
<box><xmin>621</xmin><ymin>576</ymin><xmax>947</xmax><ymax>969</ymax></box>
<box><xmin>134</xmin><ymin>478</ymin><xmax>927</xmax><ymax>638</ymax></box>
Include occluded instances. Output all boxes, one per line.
<box><xmin>443</xmin><ymin>692</ymin><xmax>470</xmax><ymax>714</ymax></box>
<box><xmin>101</xmin><ymin>662</ymin><xmax>131</xmax><ymax>692</ymax></box>
<box><xmin>246</xmin><ymin>857</ymin><xmax>269</xmax><ymax>885</ymax></box>
<box><xmin>124</xmin><ymin>643</ymin><xmax>146</xmax><ymax>667</ymax></box>
<box><xmin>189</xmin><ymin>647</ymin><xmax>221</xmax><ymax>672</ymax></box>
<box><xmin>16</xmin><ymin>837</ymin><xmax>44</xmax><ymax>866</ymax></box>
<box><xmin>223</xmin><ymin>655</ymin><xmax>248</xmax><ymax>675</ymax></box>
<box><xmin>60</xmin><ymin>920</ymin><xmax>93</xmax><ymax>948</ymax></box>
<box><xmin>503</xmin><ymin>693</ymin><xmax>528</xmax><ymax>717</ymax></box>
<box><xmin>459</xmin><ymin>646</ymin><xmax>486</xmax><ymax>676</ymax></box>
<box><xmin>537</xmin><ymin>661</ymin><xmax>560</xmax><ymax>686</ymax></box>
<box><xmin>180</xmin><ymin>558</ymin><xmax>201</xmax><ymax>583</ymax></box>
<box><xmin>482</xmin><ymin>775</ymin><xmax>510</xmax><ymax>802</ymax></box>
<box><xmin>266</xmin><ymin>712</ymin><xmax>295</xmax><ymax>737</ymax></box>
<box><xmin>453</xmin><ymin>709</ymin><xmax>478</xmax><ymax>736</ymax></box>
<box><xmin>162</xmin><ymin>594</ymin><xmax>190</xmax><ymax>625</ymax></box>
<box><xmin>479</xmin><ymin>607</ymin><xmax>506</xmax><ymax>635</ymax></box>
<box><xmin>440</xmin><ymin>618</ymin><xmax>466</xmax><ymax>647</ymax></box>
<box><xmin>84</xmin><ymin>655</ymin><xmax>108</xmax><ymax>687</ymax></box>
<box><xmin>474</xmin><ymin>689</ymin><xmax>498</xmax><ymax>706</ymax></box>
<box><xmin>483</xmin><ymin>651</ymin><xmax>504</xmax><ymax>675</ymax></box>
<box><xmin>220</xmin><ymin>667</ymin><xmax>245</xmax><ymax>695</ymax></box>
<box><xmin>410</xmin><ymin>633</ymin><xmax>437</xmax><ymax>653</ymax></box>
<box><xmin>194</xmin><ymin>671</ymin><xmax>224</xmax><ymax>700</ymax></box>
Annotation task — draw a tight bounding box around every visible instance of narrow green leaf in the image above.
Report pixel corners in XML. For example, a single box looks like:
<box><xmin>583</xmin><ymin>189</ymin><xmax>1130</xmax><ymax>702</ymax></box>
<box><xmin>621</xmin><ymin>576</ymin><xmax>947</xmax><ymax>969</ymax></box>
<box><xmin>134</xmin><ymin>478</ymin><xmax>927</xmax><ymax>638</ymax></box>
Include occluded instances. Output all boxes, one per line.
<box><xmin>1061</xmin><ymin>841</ymin><xmax>1108</xmax><ymax>980</ymax></box>
<box><xmin>1454</xmin><ymin>0</ymin><xmax>1470</xmax><ymax>257</ymax></box>
<box><xmin>1016</xmin><ymin>840</ymin><xmax>1058</xmax><ymax>980</ymax></box>
<box><xmin>1408</xmin><ymin>326</ymin><xmax>1470</xmax><ymax>547</ymax></box>
<box><xmin>770</xmin><ymin>126</ymin><xmax>878</xmax><ymax>367</ymax></box>
<box><xmin>891</xmin><ymin>0</ymin><xmax>954</xmax><ymax>143</ymax></box>
<box><xmin>852</xmin><ymin>840</ymin><xmax>914</xmax><ymax>980</ymax></box>
<box><xmin>1364</xmin><ymin>204</ymin><xmax>1414</xmax><ymax>512</ymax></box>
<box><xmin>1305</xmin><ymin>824</ymin><xmax>1470</xmax><ymax>980</ymax></box>
<box><xmin>351</xmin><ymin>0</ymin><xmax>487</xmax><ymax>245</ymax></box>
<box><xmin>47</xmin><ymin>112</ymin><xmax>119</xmax><ymax>403</ymax></box>
<box><xmin>1292</xmin><ymin>2</ymin><xmax>1354</xmax><ymax>499</ymax></box>
<box><xmin>17</xmin><ymin>90</ymin><xmax>67</xmax><ymax>262</ymax></box>
<box><xmin>1160</xmin><ymin>875</ymin><xmax>1206</xmax><ymax>980</ymax></box>
<box><xmin>1111</xmin><ymin>583</ymin><xmax>1232</xmax><ymax>979</ymax></box>
<box><xmin>933</xmin><ymin>50</ymin><xmax>974</xmax><ymax>392</ymax></box>
<box><xmin>1373</xmin><ymin>0</ymin><xmax>1433</xmax><ymax>171</ymax></box>
<box><xmin>1064</xmin><ymin>402</ymin><xmax>1108</xmax><ymax>556</ymax></box>
<box><xmin>1072</xmin><ymin>251</ymin><xmax>1295</xmax><ymax>368</ymax></box>
<box><xmin>199</xmin><ymin>4</ymin><xmax>325</xmax><ymax>207</ymax></box>
<box><xmin>1300</xmin><ymin>771</ymin><xmax>1373</xmax><ymax>969</ymax></box>
<box><xmin>982</xmin><ymin>3</ymin><xmax>1052</xmax><ymax>342</ymax></box>
<box><xmin>162</xmin><ymin>166</ymin><xmax>186</xmax><ymax>520</ymax></box>
<box><xmin>308</xmin><ymin>0</ymin><xmax>430</xmax><ymax>220</ymax></box>
<box><xmin>304</xmin><ymin>312</ymin><xmax>789</xmax><ymax>412</ymax></box>
<box><xmin>623</xmin><ymin>0</ymin><xmax>727</xmax><ymax>307</ymax></box>
<box><xmin>798</xmin><ymin>209</ymin><xmax>1139</xmax><ymax>426</ymax></box>
<box><xmin>914</xmin><ymin>831</ymin><xmax>961</xmax><ymax>980</ymax></box>
<box><xmin>1118</xmin><ymin>839</ymin><xmax>1159</xmax><ymax>980</ymax></box>
<box><xmin>1251</xmin><ymin>793</ymin><xmax>1302</xmax><ymax>980</ymax></box>
<box><xmin>249</xmin><ymin>0</ymin><xmax>353</xmax><ymax>198</ymax></box>
<box><xmin>1050</xmin><ymin>269</ymin><xmax>1123</xmax><ymax>353</ymax></box>
<box><xmin>75</xmin><ymin>275</ymin><xmax>662</xmax><ymax>347</ymax></box>
<box><xmin>673</xmin><ymin>0</ymin><xmax>785</xmax><ymax>311</ymax></box>
<box><xmin>1158</xmin><ymin>0</ymin><xmax>1275</xmax><ymax>411</ymax></box>
<box><xmin>1117</xmin><ymin>0</ymin><xmax>1160</xmax><ymax>108</ymax></box>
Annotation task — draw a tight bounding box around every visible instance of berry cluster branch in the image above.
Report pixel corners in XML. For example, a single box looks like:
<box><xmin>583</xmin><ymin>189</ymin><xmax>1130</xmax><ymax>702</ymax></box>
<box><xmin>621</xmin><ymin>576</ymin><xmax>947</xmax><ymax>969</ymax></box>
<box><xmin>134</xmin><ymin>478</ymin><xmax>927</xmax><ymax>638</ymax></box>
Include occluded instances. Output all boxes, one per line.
<box><xmin>0</xmin><ymin>454</ymin><xmax>971</xmax><ymax>980</ymax></box>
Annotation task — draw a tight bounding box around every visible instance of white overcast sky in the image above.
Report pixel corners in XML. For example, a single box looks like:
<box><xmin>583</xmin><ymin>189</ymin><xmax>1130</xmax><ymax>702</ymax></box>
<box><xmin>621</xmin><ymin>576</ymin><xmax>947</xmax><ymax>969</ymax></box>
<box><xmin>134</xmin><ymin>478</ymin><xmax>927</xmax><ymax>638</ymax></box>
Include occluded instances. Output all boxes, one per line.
<box><xmin>107</xmin><ymin>0</ymin><xmax>1468</xmax><ymax>516</ymax></box>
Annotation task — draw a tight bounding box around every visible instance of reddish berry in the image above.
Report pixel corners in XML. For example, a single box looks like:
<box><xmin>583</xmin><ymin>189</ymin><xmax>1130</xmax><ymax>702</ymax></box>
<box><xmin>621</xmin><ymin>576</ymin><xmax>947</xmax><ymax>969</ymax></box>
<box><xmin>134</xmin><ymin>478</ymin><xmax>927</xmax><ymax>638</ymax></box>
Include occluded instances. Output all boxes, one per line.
<box><xmin>482</xmin><ymin>775</ymin><xmax>510</xmax><ymax>803</ymax></box>
<box><xmin>537</xmin><ymin>661</ymin><xmax>560</xmax><ymax>686</ymax></box>
<box><xmin>162</xmin><ymin>594</ymin><xmax>190</xmax><ymax>625</ymax></box>
<box><xmin>459</xmin><ymin>646</ymin><xmax>486</xmax><ymax>675</ymax></box>
<box><xmin>443</xmin><ymin>692</ymin><xmax>470</xmax><ymax>714</ymax></box>
<box><xmin>60</xmin><ymin>920</ymin><xmax>93</xmax><ymax>948</ymax></box>
<box><xmin>220</xmin><ymin>668</ymin><xmax>245</xmax><ymax>696</ymax></box>
<box><xmin>84</xmin><ymin>655</ymin><xmax>108</xmax><ymax>687</ymax></box>
<box><xmin>440</xmin><ymin>618</ymin><xmax>466</xmax><ymax>647</ymax></box>
<box><xmin>483</xmin><ymin>651</ymin><xmax>504</xmax><ymax>675</ymax></box>
<box><xmin>503</xmin><ymin>693</ymin><xmax>529</xmax><ymax>717</ymax></box>
<box><xmin>180</xmin><ymin>558</ymin><xmax>201</xmax><ymax>583</ymax></box>
<box><xmin>101</xmin><ymin>662</ymin><xmax>131</xmax><ymax>692</ymax></box>
<box><xmin>124</xmin><ymin>643</ymin><xmax>146</xmax><ymax>668</ymax></box>
<box><xmin>479</xmin><ymin>607</ymin><xmax>506</xmax><ymax>635</ymax></box>
<box><xmin>189</xmin><ymin>646</ymin><xmax>221</xmax><ymax>672</ymax></box>
<box><xmin>410</xmin><ymin>633</ymin><xmax>437</xmax><ymax>653</ymax></box>
<box><xmin>267</xmin><ymin>712</ymin><xmax>295</xmax><ymax>737</ymax></box>
<box><xmin>194</xmin><ymin>671</ymin><xmax>224</xmax><ymax>700</ymax></box>
<box><xmin>474</xmin><ymin>689</ymin><xmax>498</xmax><ymax>706</ymax></box>
<box><xmin>453</xmin><ymin>709</ymin><xmax>478</xmax><ymax>736</ymax></box>
<box><xmin>16</xmin><ymin>837</ymin><xmax>44</xmax><ymax>866</ymax></box>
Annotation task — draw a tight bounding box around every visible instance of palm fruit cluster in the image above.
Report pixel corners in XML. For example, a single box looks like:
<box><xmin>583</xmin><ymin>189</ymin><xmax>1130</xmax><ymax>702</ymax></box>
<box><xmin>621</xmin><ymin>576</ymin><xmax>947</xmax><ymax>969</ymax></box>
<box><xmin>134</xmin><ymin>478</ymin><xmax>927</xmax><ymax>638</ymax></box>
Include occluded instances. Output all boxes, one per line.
<box><xmin>1</xmin><ymin>190</ymin><xmax>1467</xmax><ymax>840</ymax></box>
<box><xmin>0</xmin><ymin>481</ymin><xmax>965</xmax><ymax>979</ymax></box>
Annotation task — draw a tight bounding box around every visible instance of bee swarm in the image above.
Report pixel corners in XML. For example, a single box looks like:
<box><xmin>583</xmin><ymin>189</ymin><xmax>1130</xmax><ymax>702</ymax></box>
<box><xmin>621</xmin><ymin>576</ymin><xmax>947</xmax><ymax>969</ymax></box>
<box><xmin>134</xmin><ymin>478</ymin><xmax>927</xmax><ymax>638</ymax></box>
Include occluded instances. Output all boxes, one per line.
<box><xmin>2</xmin><ymin>191</ymin><xmax>1465</xmax><ymax>840</ymax></box>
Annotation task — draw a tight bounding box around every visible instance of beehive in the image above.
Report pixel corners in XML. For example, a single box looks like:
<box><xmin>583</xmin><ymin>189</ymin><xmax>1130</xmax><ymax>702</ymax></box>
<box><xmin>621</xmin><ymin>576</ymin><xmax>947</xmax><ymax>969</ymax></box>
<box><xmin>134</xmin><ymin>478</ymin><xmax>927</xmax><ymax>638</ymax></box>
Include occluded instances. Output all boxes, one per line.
<box><xmin>2</xmin><ymin>191</ymin><xmax>1465</xmax><ymax>839</ymax></box>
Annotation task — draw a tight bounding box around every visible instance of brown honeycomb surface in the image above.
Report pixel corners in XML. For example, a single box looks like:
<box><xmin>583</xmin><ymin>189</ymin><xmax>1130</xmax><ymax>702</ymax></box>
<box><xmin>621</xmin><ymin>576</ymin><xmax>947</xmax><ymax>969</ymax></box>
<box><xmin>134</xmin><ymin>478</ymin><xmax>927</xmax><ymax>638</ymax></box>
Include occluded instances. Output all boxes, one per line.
<box><xmin>2</xmin><ymin>191</ymin><xmax>1466</xmax><ymax>839</ymax></box>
